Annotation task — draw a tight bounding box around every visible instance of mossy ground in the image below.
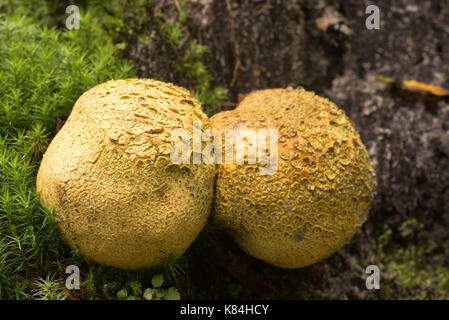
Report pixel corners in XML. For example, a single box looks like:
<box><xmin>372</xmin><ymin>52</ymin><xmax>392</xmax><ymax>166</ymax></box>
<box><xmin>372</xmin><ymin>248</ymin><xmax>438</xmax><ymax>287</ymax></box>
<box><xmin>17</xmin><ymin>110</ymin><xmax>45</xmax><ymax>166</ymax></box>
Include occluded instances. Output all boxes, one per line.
<box><xmin>369</xmin><ymin>220</ymin><xmax>449</xmax><ymax>299</ymax></box>
<box><xmin>0</xmin><ymin>0</ymin><xmax>447</xmax><ymax>299</ymax></box>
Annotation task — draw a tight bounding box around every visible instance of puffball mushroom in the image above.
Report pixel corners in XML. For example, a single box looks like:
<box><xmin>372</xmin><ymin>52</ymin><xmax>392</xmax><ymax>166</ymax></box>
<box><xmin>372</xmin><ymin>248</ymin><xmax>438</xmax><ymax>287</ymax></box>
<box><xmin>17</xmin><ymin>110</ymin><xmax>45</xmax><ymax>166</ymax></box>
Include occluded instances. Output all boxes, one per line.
<box><xmin>210</xmin><ymin>87</ymin><xmax>375</xmax><ymax>268</ymax></box>
<box><xmin>36</xmin><ymin>79</ymin><xmax>215</xmax><ymax>269</ymax></box>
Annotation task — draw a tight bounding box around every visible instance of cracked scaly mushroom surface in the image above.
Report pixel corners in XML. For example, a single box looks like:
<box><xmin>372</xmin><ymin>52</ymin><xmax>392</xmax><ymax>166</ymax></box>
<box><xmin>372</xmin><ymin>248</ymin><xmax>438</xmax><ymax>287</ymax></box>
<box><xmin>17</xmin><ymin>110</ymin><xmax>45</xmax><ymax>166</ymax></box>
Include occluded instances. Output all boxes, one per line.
<box><xmin>210</xmin><ymin>87</ymin><xmax>375</xmax><ymax>269</ymax></box>
<box><xmin>36</xmin><ymin>79</ymin><xmax>215</xmax><ymax>270</ymax></box>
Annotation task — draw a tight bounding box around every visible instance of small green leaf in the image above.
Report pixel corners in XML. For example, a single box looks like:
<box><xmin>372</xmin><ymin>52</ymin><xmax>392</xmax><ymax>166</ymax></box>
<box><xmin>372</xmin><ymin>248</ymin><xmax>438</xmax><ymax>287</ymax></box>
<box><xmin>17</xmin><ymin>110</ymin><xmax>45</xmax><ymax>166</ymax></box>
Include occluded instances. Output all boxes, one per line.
<box><xmin>152</xmin><ymin>274</ymin><xmax>164</xmax><ymax>288</ymax></box>
<box><xmin>154</xmin><ymin>289</ymin><xmax>165</xmax><ymax>298</ymax></box>
<box><xmin>164</xmin><ymin>287</ymin><xmax>181</xmax><ymax>300</ymax></box>
<box><xmin>129</xmin><ymin>281</ymin><xmax>142</xmax><ymax>295</ymax></box>
<box><xmin>117</xmin><ymin>288</ymin><xmax>128</xmax><ymax>299</ymax></box>
<box><xmin>143</xmin><ymin>288</ymin><xmax>156</xmax><ymax>300</ymax></box>
<box><xmin>115</xmin><ymin>42</ymin><xmax>126</xmax><ymax>50</ymax></box>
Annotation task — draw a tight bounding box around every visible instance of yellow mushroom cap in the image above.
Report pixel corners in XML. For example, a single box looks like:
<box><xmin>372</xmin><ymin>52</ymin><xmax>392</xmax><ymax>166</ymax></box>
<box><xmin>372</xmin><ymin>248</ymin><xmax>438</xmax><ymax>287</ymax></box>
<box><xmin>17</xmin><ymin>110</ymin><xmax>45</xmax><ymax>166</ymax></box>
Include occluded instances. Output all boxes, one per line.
<box><xmin>36</xmin><ymin>79</ymin><xmax>215</xmax><ymax>269</ymax></box>
<box><xmin>210</xmin><ymin>87</ymin><xmax>375</xmax><ymax>269</ymax></box>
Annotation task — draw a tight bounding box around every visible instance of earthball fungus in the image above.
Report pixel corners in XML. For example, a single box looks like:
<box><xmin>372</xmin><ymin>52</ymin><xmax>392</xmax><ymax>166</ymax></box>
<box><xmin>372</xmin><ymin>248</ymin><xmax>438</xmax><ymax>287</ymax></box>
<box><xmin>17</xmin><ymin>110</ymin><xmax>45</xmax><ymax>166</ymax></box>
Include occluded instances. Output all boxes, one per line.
<box><xmin>36</xmin><ymin>79</ymin><xmax>215</xmax><ymax>270</ymax></box>
<box><xmin>210</xmin><ymin>87</ymin><xmax>375</xmax><ymax>269</ymax></box>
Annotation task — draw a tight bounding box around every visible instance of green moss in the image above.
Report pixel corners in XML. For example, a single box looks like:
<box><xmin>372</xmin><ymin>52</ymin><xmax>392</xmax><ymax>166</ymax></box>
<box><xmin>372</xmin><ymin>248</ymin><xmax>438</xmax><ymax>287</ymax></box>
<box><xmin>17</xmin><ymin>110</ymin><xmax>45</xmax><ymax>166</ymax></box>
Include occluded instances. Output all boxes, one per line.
<box><xmin>371</xmin><ymin>219</ymin><xmax>449</xmax><ymax>299</ymax></box>
<box><xmin>380</xmin><ymin>245</ymin><xmax>449</xmax><ymax>299</ymax></box>
<box><xmin>0</xmin><ymin>9</ymin><xmax>134</xmax><ymax>299</ymax></box>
